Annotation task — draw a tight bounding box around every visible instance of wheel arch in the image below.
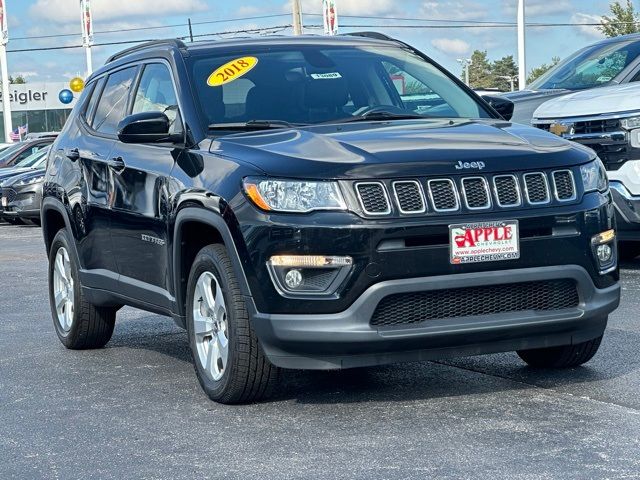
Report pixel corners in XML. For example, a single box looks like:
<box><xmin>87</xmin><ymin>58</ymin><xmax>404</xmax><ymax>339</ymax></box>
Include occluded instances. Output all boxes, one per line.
<box><xmin>173</xmin><ymin>207</ymin><xmax>253</xmax><ymax>319</ymax></box>
<box><xmin>41</xmin><ymin>197</ymin><xmax>80</xmax><ymax>265</ymax></box>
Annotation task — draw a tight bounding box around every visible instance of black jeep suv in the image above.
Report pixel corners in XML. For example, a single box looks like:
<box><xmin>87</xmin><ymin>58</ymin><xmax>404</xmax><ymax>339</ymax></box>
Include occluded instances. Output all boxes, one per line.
<box><xmin>42</xmin><ymin>34</ymin><xmax>620</xmax><ymax>404</ymax></box>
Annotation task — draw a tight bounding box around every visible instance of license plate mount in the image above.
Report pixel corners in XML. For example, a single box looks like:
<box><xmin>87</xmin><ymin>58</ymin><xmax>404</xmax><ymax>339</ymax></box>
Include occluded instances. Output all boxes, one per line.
<box><xmin>449</xmin><ymin>220</ymin><xmax>520</xmax><ymax>265</ymax></box>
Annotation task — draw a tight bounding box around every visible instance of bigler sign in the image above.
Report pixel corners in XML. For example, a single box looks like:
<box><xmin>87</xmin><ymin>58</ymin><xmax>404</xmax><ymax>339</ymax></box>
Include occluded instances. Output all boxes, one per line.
<box><xmin>0</xmin><ymin>82</ymin><xmax>78</xmax><ymax>111</ymax></box>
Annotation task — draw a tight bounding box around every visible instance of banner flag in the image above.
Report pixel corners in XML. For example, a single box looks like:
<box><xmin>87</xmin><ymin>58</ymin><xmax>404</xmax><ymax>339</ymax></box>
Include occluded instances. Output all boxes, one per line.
<box><xmin>80</xmin><ymin>0</ymin><xmax>94</xmax><ymax>47</ymax></box>
<box><xmin>323</xmin><ymin>0</ymin><xmax>338</xmax><ymax>36</ymax></box>
<box><xmin>0</xmin><ymin>0</ymin><xmax>8</xmax><ymax>46</ymax></box>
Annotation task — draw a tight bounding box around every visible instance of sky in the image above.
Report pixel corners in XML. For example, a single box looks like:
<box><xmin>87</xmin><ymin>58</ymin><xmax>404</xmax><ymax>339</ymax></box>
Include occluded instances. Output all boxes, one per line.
<box><xmin>3</xmin><ymin>0</ymin><xmax>620</xmax><ymax>83</ymax></box>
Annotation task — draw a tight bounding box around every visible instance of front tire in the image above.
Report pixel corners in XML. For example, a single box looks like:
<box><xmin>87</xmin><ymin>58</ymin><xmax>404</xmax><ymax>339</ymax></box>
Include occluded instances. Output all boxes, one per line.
<box><xmin>48</xmin><ymin>229</ymin><xmax>117</xmax><ymax>349</ymax></box>
<box><xmin>517</xmin><ymin>334</ymin><xmax>603</xmax><ymax>368</ymax></box>
<box><xmin>186</xmin><ymin>244</ymin><xmax>278</xmax><ymax>404</ymax></box>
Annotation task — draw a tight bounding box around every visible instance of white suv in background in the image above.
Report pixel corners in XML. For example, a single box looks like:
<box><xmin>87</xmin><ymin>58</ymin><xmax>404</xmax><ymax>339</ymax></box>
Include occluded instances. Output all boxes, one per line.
<box><xmin>532</xmin><ymin>83</ymin><xmax>640</xmax><ymax>259</ymax></box>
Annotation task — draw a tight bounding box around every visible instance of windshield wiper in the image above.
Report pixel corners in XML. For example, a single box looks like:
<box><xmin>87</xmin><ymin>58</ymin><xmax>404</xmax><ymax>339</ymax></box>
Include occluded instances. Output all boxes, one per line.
<box><xmin>208</xmin><ymin>120</ymin><xmax>308</xmax><ymax>131</ymax></box>
<box><xmin>325</xmin><ymin>112</ymin><xmax>429</xmax><ymax>125</ymax></box>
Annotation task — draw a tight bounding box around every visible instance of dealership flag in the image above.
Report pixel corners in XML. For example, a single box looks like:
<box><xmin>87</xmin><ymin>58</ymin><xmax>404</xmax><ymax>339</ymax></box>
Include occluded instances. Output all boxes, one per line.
<box><xmin>323</xmin><ymin>0</ymin><xmax>338</xmax><ymax>36</ymax></box>
<box><xmin>0</xmin><ymin>0</ymin><xmax>8</xmax><ymax>46</ymax></box>
<box><xmin>80</xmin><ymin>0</ymin><xmax>94</xmax><ymax>47</ymax></box>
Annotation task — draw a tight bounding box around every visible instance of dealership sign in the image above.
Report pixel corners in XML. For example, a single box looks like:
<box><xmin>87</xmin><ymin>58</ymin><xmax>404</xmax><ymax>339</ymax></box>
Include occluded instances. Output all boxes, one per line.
<box><xmin>0</xmin><ymin>82</ymin><xmax>78</xmax><ymax>111</ymax></box>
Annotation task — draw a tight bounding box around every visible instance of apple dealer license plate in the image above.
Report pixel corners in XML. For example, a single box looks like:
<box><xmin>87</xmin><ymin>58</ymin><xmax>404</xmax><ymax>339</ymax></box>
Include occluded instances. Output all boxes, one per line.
<box><xmin>450</xmin><ymin>220</ymin><xmax>520</xmax><ymax>265</ymax></box>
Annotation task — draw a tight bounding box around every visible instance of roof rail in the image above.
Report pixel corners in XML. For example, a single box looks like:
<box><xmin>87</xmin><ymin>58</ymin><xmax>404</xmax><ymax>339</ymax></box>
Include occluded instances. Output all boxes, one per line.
<box><xmin>343</xmin><ymin>32</ymin><xmax>396</xmax><ymax>42</ymax></box>
<box><xmin>106</xmin><ymin>39</ymin><xmax>188</xmax><ymax>63</ymax></box>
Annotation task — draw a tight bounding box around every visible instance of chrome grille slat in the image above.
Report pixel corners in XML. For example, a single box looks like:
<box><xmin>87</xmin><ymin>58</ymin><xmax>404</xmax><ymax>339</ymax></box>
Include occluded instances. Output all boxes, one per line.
<box><xmin>351</xmin><ymin>170</ymin><xmax>576</xmax><ymax>216</ymax></box>
<box><xmin>355</xmin><ymin>182</ymin><xmax>391</xmax><ymax>215</ymax></box>
<box><xmin>493</xmin><ymin>175</ymin><xmax>521</xmax><ymax>207</ymax></box>
<box><xmin>523</xmin><ymin>172</ymin><xmax>550</xmax><ymax>205</ymax></box>
<box><xmin>461</xmin><ymin>177</ymin><xmax>491</xmax><ymax>210</ymax></box>
<box><xmin>552</xmin><ymin>170</ymin><xmax>576</xmax><ymax>201</ymax></box>
<box><xmin>392</xmin><ymin>180</ymin><xmax>426</xmax><ymax>214</ymax></box>
<box><xmin>428</xmin><ymin>179</ymin><xmax>459</xmax><ymax>212</ymax></box>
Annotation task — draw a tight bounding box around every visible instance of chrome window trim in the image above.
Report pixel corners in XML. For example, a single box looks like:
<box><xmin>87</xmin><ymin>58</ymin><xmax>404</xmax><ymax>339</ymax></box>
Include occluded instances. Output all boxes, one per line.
<box><xmin>492</xmin><ymin>174</ymin><xmax>522</xmax><ymax>208</ymax></box>
<box><xmin>523</xmin><ymin>172</ymin><xmax>551</xmax><ymax>205</ymax></box>
<box><xmin>552</xmin><ymin>169</ymin><xmax>577</xmax><ymax>202</ymax></box>
<box><xmin>461</xmin><ymin>176</ymin><xmax>491</xmax><ymax>210</ymax></box>
<box><xmin>355</xmin><ymin>181</ymin><xmax>392</xmax><ymax>216</ymax></box>
<box><xmin>427</xmin><ymin>178</ymin><xmax>460</xmax><ymax>213</ymax></box>
<box><xmin>392</xmin><ymin>180</ymin><xmax>427</xmax><ymax>214</ymax></box>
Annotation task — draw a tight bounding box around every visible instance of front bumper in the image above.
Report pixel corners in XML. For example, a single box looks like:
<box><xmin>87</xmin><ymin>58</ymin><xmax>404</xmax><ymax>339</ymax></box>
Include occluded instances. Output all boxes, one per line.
<box><xmin>610</xmin><ymin>181</ymin><xmax>640</xmax><ymax>240</ymax></box>
<box><xmin>250</xmin><ymin>265</ymin><xmax>619</xmax><ymax>369</ymax></box>
<box><xmin>0</xmin><ymin>184</ymin><xmax>43</xmax><ymax>220</ymax></box>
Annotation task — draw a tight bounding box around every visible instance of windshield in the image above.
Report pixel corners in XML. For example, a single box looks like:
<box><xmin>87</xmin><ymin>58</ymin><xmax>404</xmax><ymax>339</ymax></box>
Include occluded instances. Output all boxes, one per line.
<box><xmin>15</xmin><ymin>147</ymin><xmax>50</xmax><ymax>168</ymax></box>
<box><xmin>529</xmin><ymin>39</ymin><xmax>640</xmax><ymax>91</ymax></box>
<box><xmin>189</xmin><ymin>44</ymin><xmax>492</xmax><ymax>130</ymax></box>
<box><xmin>0</xmin><ymin>142</ymin><xmax>26</xmax><ymax>162</ymax></box>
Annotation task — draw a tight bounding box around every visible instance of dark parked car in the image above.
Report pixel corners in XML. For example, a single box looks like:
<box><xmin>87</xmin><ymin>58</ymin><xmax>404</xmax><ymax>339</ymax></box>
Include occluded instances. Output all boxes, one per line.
<box><xmin>0</xmin><ymin>167</ymin><xmax>46</xmax><ymax>225</ymax></box>
<box><xmin>505</xmin><ymin>33</ymin><xmax>640</xmax><ymax>124</ymax></box>
<box><xmin>0</xmin><ymin>136</ymin><xmax>56</xmax><ymax>169</ymax></box>
<box><xmin>42</xmin><ymin>34</ymin><xmax>620</xmax><ymax>404</ymax></box>
<box><xmin>0</xmin><ymin>146</ymin><xmax>49</xmax><ymax>184</ymax></box>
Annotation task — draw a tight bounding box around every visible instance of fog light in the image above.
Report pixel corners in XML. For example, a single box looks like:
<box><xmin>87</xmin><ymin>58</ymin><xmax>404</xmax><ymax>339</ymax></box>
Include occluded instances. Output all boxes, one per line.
<box><xmin>267</xmin><ymin>255</ymin><xmax>354</xmax><ymax>298</ymax></box>
<box><xmin>285</xmin><ymin>269</ymin><xmax>303</xmax><ymax>289</ymax></box>
<box><xmin>597</xmin><ymin>244</ymin><xmax>613</xmax><ymax>263</ymax></box>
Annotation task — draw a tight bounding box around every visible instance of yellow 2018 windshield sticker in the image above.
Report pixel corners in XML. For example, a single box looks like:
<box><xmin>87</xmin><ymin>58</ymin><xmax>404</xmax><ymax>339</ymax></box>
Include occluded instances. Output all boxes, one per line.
<box><xmin>207</xmin><ymin>57</ymin><xmax>258</xmax><ymax>87</ymax></box>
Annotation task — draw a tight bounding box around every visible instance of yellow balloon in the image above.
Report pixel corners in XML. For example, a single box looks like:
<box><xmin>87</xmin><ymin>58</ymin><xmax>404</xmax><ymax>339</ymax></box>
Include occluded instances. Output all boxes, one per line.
<box><xmin>69</xmin><ymin>77</ymin><xmax>85</xmax><ymax>93</ymax></box>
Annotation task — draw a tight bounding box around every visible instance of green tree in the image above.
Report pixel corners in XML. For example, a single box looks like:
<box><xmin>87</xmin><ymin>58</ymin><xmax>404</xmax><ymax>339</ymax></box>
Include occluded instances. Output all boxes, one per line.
<box><xmin>492</xmin><ymin>55</ymin><xmax>518</xmax><ymax>91</ymax></box>
<box><xmin>527</xmin><ymin>57</ymin><xmax>561</xmax><ymax>84</ymax></box>
<box><xmin>8</xmin><ymin>75</ymin><xmax>26</xmax><ymax>84</ymax></box>
<box><xmin>599</xmin><ymin>0</ymin><xmax>640</xmax><ymax>37</ymax></box>
<box><xmin>466</xmin><ymin>50</ymin><xmax>494</xmax><ymax>89</ymax></box>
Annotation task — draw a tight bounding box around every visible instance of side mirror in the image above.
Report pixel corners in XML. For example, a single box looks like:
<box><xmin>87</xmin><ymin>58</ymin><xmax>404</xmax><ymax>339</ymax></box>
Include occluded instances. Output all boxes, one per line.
<box><xmin>117</xmin><ymin>111</ymin><xmax>180</xmax><ymax>144</ymax></box>
<box><xmin>482</xmin><ymin>95</ymin><xmax>515</xmax><ymax>122</ymax></box>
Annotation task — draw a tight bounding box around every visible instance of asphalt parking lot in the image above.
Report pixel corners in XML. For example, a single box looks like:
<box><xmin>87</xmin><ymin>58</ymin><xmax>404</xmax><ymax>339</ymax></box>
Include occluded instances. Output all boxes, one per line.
<box><xmin>1</xmin><ymin>223</ymin><xmax>639</xmax><ymax>480</ymax></box>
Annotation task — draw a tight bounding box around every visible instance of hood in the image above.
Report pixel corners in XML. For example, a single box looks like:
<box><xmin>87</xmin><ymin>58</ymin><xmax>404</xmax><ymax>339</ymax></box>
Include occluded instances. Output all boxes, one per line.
<box><xmin>0</xmin><ymin>166</ymin><xmax>33</xmax><ymax>184</ymax></box>
<box><xmin>4</xmin><ymin>168</ymin><xmax>45</xmax><ymax>187</ymax></box>
<box><xmin>210</xmin><ymin>119</ymin><xmax>593</xmax><ymax>179</ymax></box>
<box><xmin>501</xmin><ymin>89</ymin><xmax>571</xmax><ymax>125</ymax></box>
<box><xmin>533</xmin><ymin>83</ymin><xmax>640</xmax><ymax>120</ymax></box>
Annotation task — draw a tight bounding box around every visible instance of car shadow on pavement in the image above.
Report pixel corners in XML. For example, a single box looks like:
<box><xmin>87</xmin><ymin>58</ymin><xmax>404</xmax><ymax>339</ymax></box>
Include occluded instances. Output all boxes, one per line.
<box><xmin>102</xmin><ymin>301</ymin><xmax>640</xmax><ymax>406</ymax></box>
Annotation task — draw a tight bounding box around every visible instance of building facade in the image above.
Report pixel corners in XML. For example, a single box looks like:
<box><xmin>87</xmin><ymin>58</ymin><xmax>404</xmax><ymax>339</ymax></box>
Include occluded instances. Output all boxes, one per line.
<box><xmin>0</xmin><ymin>82</ymin><xmax>79</xmax><ymax>142</ymax></box>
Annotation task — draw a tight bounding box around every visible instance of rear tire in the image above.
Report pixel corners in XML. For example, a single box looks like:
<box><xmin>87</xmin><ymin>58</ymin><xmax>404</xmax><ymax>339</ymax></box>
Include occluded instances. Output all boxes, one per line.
<box><xmin>48</xmin><ymin>229</ymin><xmax>117</xmax><ymax>349</ymax></box>
<box><xmin>186</xmin><ymin>244</ymin><xmax>278</xmax><ymax>404</ymax></box>
<box><xmin>618</xmin><ymin>241</ymin><xmax>640</xmax><ymax>262</ymax></box>
<box><xmin>517</xmin><ymin>334</ymin><xmax>603</xmax><ymax>368</ymax></box>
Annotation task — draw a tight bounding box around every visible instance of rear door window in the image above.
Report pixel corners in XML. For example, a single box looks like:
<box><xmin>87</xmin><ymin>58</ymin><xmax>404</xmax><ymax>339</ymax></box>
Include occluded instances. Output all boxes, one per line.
<box><xmin>92</xmin><ymin>66</ymin><xmax>138</xmax><ymax>135</ymax></box>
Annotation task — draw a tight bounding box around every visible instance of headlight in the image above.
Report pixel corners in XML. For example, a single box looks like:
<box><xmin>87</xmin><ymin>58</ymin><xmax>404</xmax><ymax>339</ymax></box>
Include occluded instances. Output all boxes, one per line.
<box><xmin>621</xmin><ymin>117</ymin><xmax>640</xmax><ymax>130</ymax></box>
<box><xmin>243</xmin><ymin>177</ymin><xmax>346</xmax><ymax>213</ymax></box>
<box><xmin>580</xmin><ymin>158</ymin><xmax>608</xmax><ymax>193</ymax></box>
<box><xmin>15</xmin><ymin>175</ymin><xmax>44</xmax><ymax>187</ymax></box>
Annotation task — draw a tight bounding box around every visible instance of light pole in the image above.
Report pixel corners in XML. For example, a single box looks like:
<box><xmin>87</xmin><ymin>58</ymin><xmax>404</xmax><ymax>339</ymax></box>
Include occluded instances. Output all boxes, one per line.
<box><xmin>517</xmin><ymin>0</ymin><xmax>527</xmax><ymax>90</ymax></box>
<box><xmin>457</xmin><ymin>58</ymin><xmax>472</xmax><ymax>86</ymax></box>
<box><xmin>0</xmin><ymin>0</ymin><xmax>12</xmax><ymax>143</ymax></box>
<box><xmin>292</xmin><ymin>0</ymin><xmax>303</xmax><ymax>36</ymax></box>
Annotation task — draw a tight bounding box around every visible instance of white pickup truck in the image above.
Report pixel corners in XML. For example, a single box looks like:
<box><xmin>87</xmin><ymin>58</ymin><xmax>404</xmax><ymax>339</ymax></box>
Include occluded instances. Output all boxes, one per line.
<box><xmin>532</xmin><ymin>83</ymin><xmax>640</xmax><ymax>259</ymax></box>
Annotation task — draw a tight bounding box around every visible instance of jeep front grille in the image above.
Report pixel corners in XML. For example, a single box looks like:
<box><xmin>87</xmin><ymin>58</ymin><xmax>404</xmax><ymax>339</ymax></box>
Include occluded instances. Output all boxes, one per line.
<box><xmin>428</xmin><ymin>179</ymin><xmax>459</xmax><ymax>212</ymax></box>
<box><xmin>523</xmin><ymin>173</ymin><xmax>550</xmax><ymax>204</ymax></box>
<box><xmin>370</xmin><ymin>279</ymin><xmax>579</xmax><ymax>327</ymax></box>
<box><xmin>392</xmin><ymin>181</ymin><xmax>426</xmax><ymax>214</ymax></box>
<box><xmin>493</xmin><ymin>175</ymin><xmax>521</xmax><ymax>207</ymax></box>
<box><xmin>351</xmin><ymin>170</ymin><xmax>577</xmax><ymax>217</ymax></box>
<box><xmin>355</xmin><ymin>182</ymin><xmax>391</xmax><ymax>215</ymax></box>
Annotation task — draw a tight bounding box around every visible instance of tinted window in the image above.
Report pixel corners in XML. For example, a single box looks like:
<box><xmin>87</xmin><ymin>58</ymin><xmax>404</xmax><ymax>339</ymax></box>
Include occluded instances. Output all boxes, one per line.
<box><xmin>8</xmin><ymin>143</ymin><xmax>50</xmax><ymax>166</ymax></box>
<box><xmin>188</xmin><ymin>45</ymin><xmax>491</xmax><ymax>128</ymax></box>
<box><xmin>132</xmin><ymin>63</ymin><xmax>180</xmax><ymax>133</ymax></box>
<box><xmin>530</xmin><ymin>40</ymin><xmax>640</xmax><ymax>90</ymax></box>
<box><xmin>83</xmin><ymin>77</ymin><xmax>106</xmax><ymax>124</ymax></box>
<box><xmin>92</xmin><ymin>67</ymin><xmax>137</xmax><ymax>134</ymax></box>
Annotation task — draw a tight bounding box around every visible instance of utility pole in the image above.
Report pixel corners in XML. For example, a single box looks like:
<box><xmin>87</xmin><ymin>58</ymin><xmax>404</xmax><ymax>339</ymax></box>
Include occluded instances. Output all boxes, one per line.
<box><xmin>457</xmin><ymin>58</ymin><xmax>472</xmax><ymax>86</ymax></box>
<box><xmin>0</xmin><ymin>0</ymin><xmax>12</xmax><ymax>143</ymax></box>
<box><xmin>292</xmin><ymin>0</ymin><xmax>303</xmax><ymax>36</ymax></box>
<box><xmin>517</xmin><ymin>0</ymin><xmax>527</xmax><ymax>90</ymax></box>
